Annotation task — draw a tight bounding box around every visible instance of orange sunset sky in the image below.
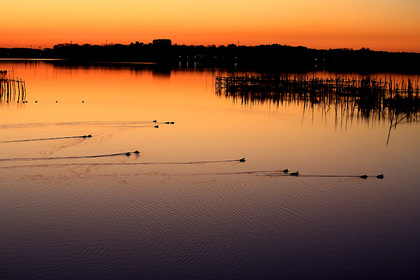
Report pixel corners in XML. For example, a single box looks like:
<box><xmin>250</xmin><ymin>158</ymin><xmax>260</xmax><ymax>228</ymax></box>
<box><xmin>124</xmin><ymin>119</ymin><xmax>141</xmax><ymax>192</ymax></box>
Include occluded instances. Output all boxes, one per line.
<box><xmin>1</xmin><ymin>0</ymin><xmax>420</xmax><ymax>52</ymax></box>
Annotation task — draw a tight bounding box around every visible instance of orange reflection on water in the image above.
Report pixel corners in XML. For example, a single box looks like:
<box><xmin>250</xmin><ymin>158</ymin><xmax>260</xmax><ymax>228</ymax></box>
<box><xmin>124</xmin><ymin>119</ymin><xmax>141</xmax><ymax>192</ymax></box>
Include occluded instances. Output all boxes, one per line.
<box><xmin>1</xmin><ymin>61</ymin><xmax>419</xmax><ymax>179</ymax></box>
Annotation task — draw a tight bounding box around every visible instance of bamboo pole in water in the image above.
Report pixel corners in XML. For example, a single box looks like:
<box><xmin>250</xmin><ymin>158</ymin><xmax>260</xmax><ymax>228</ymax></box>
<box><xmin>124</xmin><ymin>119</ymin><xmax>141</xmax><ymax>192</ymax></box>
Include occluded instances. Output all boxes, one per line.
<box><xmin>0</xmin><ymin>72</ymin><xmax>27</xmax><ymax>103</ymax></box>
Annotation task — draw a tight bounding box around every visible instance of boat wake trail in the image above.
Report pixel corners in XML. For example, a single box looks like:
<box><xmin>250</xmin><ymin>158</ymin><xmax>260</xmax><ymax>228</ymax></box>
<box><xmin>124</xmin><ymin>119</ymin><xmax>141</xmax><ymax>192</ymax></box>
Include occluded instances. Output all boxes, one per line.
<box><xmin>130</xmin><ymin>159</ymin><xmax>241</xmax><ymax>165</ymax></box>
<box><xmin>0</xmin><ymin>151</ymin><xmax>137</xmax><ymax>162</ymax></box>
<box><xmin>0</xmin><ymin>120</ymin><xmax>155</xmax><ymax>129</ymax></box>
<box><xmin>0</xmin><ymin>135</ymin><xmax>92</xmax><ymax>143</ymax></box>
<box><xmin>0</xmin><ymin>158</ymin><xmax>244</xmax><ymax>168</ymax></box>
<box><xmin>213</xmin><ymin>170</ymin><xmax>379</xmax><ymax>179</ymax></box>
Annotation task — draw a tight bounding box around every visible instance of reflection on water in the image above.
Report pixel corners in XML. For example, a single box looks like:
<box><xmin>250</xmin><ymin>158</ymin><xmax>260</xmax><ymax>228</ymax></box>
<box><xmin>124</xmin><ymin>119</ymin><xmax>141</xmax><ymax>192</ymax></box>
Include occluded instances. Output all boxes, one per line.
<box><xmin>1</xmin><ymin>61</ymin><xmax>420</xmax><ymax>280</ymax></box>
<box><xmin>0</xmin><ymin>70</ymin><xmax>27</xmax><ymax>103</ymax></box>
<box><xmin>216</xmin><ymin>74</ymin><xmax>420</xmax><ymax>145</ymax></box>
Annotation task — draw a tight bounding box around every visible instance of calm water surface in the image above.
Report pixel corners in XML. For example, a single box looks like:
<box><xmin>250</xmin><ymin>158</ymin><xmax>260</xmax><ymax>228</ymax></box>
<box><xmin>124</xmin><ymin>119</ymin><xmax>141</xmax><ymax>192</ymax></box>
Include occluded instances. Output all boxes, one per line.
<box><xmin>1</xmin><ymin>61</ymin><xmax>420</xmax><ymax>279</ymax></box>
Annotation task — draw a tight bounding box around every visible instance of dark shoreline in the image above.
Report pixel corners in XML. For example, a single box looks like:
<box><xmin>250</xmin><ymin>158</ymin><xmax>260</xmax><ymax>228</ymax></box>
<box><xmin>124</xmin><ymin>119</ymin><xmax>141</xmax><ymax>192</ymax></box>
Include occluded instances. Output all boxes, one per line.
<box><xmin>1</xmin><ymin>42</ymin><xmax>420</xmax><ymax>73</ymax></box>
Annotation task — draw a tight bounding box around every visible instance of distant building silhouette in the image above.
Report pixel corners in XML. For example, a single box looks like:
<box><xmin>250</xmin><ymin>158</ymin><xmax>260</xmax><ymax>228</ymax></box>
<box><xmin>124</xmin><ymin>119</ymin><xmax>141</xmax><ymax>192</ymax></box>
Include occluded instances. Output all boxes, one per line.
<box><xmin>153</xmin><ymin>39</ymin><xmax>172</xmax><ymax>47</ymax></box>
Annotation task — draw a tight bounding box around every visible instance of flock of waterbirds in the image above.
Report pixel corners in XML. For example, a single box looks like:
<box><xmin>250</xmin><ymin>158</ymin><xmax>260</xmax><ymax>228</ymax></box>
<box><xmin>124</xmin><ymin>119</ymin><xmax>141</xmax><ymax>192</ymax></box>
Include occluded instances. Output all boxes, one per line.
<box><xmin>282</xmin><ymin>169</ymin><xmax>384</xmax><ymax>179</ymax></box>
<box><xmin>0</xmin><ymin>123</ymin><xmax>384</xmax><ymax>179</ymax></box>
<box><xmin>153</xmin><ymin>120</ymin><xmax>174</xmax><ymax>129</ymax></box>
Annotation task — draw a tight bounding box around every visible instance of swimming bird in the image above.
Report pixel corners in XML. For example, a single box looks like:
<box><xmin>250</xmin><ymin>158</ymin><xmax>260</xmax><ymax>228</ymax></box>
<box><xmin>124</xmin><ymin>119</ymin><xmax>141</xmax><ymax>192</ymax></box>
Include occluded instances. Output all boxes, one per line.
<box><xmin>240</xmin><ymin>158</ymin><xmax>246</xmax><ymax>162</ymax></box>
<box><xmin>376</xmin><ymin>174</ymin><xmax>384</xmax><ymax>179</ymax></box>
<box><xmin>154</xmin><ymin>125</ymin><xmax>159</xmax><ymax>128</ymax></box>
<box><xmin>290</xmin><ymin>171</ymin><xmax>299</xmax><ymax>176</ymax></box>
<box><xmin>87</xmin><ymin>134</ymin><xmax>92</xmax><ymax>138</ymax></box>
<box><xmin>126</xmin><ymin>152</ymin><xmax>131</xmax><ymax>156</ymax></box>
<box><xmin>134</xmin><ymin>150</ymin><xmax>140</xmax><ymax>155</ymax></box>
<box><xmin>153</xmin><ymin>120</ymin><xmax>157</xmax><ymax>123</ymax></box>
<box><xmin>360</xmin><ymin>175</ymin><xmax>368</xmax><ymax>179</ymax></box>
<box><xmin>283</xmin><ymin>169</ymin><xmax>289</xmax><ymax>173</ymax></box>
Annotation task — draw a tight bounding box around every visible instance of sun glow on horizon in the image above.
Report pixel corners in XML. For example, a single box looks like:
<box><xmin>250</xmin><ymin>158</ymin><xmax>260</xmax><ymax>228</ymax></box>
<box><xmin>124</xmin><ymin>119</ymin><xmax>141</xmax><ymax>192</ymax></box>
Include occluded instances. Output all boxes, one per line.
<box><xmin>1</xmin><ymin>0</ymin><xmax>420</xmax><ymax>52</ymax></box>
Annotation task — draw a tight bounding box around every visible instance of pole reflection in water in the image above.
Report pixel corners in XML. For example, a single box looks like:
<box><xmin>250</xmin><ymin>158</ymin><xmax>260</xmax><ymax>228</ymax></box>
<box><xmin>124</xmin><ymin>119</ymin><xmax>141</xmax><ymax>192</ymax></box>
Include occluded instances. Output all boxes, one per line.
<box><xmin>0</xmin><ymin>70</ymin><xmax>27</xmax><ymax>103</ymax></box>
<box><xmin>216</xmin><ymin>73</ymin><xmax>420</xmax><ymax>145</ymax></box>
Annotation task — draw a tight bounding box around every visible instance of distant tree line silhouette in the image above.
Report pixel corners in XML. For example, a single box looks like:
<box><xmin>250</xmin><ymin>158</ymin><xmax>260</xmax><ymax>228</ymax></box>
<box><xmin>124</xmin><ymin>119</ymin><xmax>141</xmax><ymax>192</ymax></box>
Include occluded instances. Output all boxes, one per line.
<box><xmin>1</xmin><ymin>41</ymin><xmax>420</xmax><ymax>72</ymax></box>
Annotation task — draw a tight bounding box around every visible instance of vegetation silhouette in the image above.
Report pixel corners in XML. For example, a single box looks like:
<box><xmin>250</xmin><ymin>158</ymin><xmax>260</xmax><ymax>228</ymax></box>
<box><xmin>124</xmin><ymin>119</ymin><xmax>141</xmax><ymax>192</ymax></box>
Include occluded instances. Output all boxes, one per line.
<box><xmin>0</xmin><ymin>70</ymin><xmax>27</xmax><ymax>103</ymax></box>
<box><xmin>216</xmin><ymin>74</ymin><xmax>419</xmax><ymax>144</ymax></box>
<box><xmin>1</xmin><ymin>40</ymin><xmax>420</xmax><ymax>72</ymax></box>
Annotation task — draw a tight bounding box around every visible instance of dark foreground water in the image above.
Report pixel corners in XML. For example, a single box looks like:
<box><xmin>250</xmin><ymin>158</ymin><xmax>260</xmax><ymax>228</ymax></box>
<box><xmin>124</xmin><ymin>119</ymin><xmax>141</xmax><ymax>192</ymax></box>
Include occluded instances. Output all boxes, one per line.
<box><xmin>1</xmin><ymin>61</ymin><xmax>420</xmax><ymax>279</ymax></box>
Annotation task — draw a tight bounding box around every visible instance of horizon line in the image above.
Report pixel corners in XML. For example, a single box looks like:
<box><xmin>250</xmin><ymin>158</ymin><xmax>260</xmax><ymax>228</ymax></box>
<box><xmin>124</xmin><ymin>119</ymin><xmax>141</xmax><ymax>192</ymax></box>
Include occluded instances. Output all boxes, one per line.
<box><xmin>1</xmin><ymin>41</ymin><xmax>419</xmax><ymax>55</ymax></box>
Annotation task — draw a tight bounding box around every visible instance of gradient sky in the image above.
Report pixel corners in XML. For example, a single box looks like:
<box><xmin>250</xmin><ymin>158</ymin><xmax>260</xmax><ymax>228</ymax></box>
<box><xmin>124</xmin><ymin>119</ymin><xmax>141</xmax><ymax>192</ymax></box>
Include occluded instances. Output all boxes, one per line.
<box><xmin>1</xmin><ymin>0</ymin><xmax>420</xmax><ymax>52</ymax></box>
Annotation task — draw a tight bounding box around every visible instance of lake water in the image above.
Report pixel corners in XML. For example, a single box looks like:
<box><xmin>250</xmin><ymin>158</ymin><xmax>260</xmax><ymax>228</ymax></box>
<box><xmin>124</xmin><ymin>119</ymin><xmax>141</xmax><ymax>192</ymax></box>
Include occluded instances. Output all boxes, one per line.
<box><xmin>1</xmin><ymin>60</ymin><xmax>420</xmax><ymax>279</ymax></box>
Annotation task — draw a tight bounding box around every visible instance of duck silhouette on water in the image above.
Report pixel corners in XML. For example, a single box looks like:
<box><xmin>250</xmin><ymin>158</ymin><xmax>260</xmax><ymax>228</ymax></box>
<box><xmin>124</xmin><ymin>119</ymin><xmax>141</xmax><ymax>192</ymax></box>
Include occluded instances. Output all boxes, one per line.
<box><xmin>239</xmin><ymin>158</ymin><xmax>246</xmax><ymax>162</ymax></box>
<box><xmin>377</xmin><ymin>174</ymin><xmax>384</xmax><ymax>179</ymax></box>
<box><xmin>126</xmin><ymin>150</ymin><xmax>140</xmax><ymax>156</ymax></box>
<box><xmin>290</xmin><ymin>171</ymin><xmax>299</xmax><ymax>176</ymax></box>
<box><xmin>283</xmin><ymin>169</ymin><xmax>289</xmax><ymax>173</ymax></box>
<box><xmin>360</xmin><ymin>175</ymin><xmax>368</xmax><ymax>179</ymax></box>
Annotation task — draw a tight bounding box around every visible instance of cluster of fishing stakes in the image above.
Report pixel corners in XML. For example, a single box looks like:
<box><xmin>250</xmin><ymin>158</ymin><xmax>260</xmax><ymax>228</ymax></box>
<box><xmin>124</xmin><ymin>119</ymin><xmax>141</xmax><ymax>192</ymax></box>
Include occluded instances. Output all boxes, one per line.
<box><xmin>0</xmin><ymin>70</ymin><xmax>26</xmax><ymax>103</ymax></box>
